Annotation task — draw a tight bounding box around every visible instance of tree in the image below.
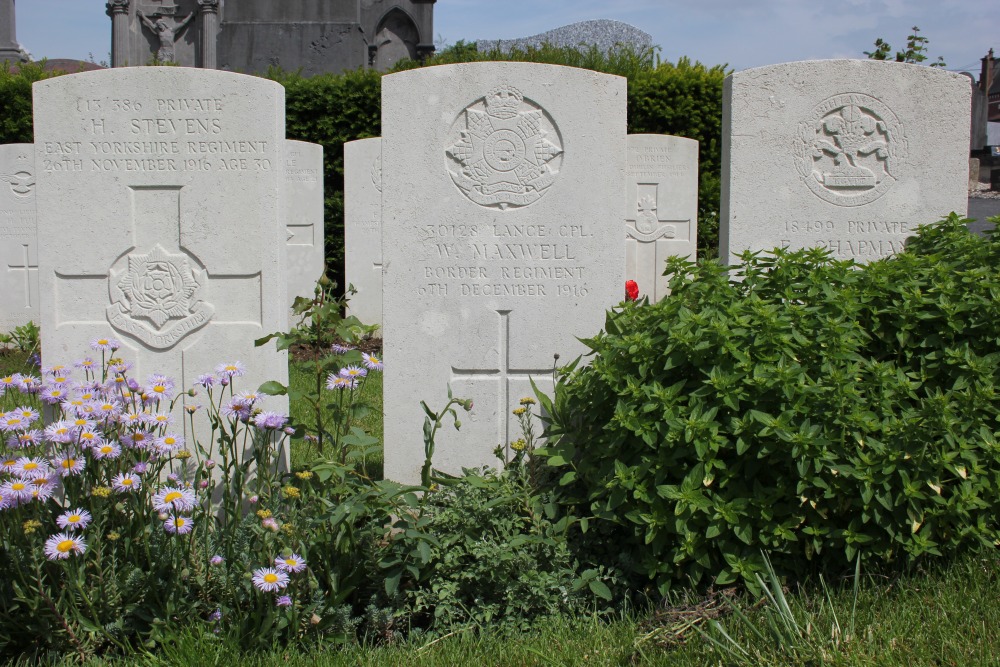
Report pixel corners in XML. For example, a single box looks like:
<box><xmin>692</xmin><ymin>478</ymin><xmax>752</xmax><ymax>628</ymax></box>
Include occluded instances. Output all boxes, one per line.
<box><xmin>864</xmin><ymin>26</ymin><xmax>946</xmax><ymax>67</ymax></box>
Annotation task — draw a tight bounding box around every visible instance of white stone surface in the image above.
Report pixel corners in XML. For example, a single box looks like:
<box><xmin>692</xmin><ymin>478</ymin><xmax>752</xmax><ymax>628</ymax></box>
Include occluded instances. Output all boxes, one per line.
<box><xmin>625</xmin><ymin>134</ymin><xmax>698</xmax><ymax>301</ymax></box>
<box><xmin>343</xmin><ymin>137</ymin><xmax>383</xmax><ymax>328</ymax></box>
<box><xmin>720</xmin><ymin>60</ymin><xmax>971</xmax><ymax>264</ymax></box>
<box><xmin>382</xmin><ymin>62</ymin><xmax>627</xmax><ymax>484</ymax></box>
<box><xmin>33</xmin><ymin>67</ymin><xmax>288</xmax><ymax>425</ymax></box>
<box><xmin>0</xmin><ymin>143</ymin><xmax>38</xmax><ymax>333</ymax></box>
<box><xmin>284</xmin><ymin>139</ymin><xmax>325</xmax><ymax>322</ymax></box>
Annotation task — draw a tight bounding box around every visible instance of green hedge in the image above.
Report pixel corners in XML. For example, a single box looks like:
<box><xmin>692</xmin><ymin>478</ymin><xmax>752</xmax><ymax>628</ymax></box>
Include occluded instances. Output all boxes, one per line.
<box><xmin>0</xmin><ymin>47</ymin><xmax>727</xmax><ymax>296</ymax></box>
<box><xmin>538</xmin><ymin>215</ymin><xmax>1000</xmax><ymax>594</ymax></box>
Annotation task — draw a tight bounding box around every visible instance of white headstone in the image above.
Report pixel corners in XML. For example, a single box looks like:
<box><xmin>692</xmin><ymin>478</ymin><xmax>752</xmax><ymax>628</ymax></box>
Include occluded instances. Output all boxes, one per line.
<box><xmin>0</xmin><ymin>143</ymin><xmax>38</xmax><ymax>333</ymax></box>
<box><xmin>33</xmin><ymin>68</ymin><xmax>288</xmax><ymax>422</ymax></box>
<box><xmin>343</xmin><ymin>137</ymin><xmax>383</xmax><ymax>328</ymax></box>
<box><xmin>382</xmin><ymin>62</ymin><xmax>627</xmax><ymax>483</ymax></box>
<box><xmin>625</xmin><ymin>134</ymin><xmax>698</xmax><ymax>301</ymax></box>
<box><xmin>720</xmin><ymin>60</ymin><xmax>971</xmax><ymax>263</ymax></box>
<box><xmin>284</xmin><ymin>139</ymin><xmax>325</xmax><ymax>321</ymax></box>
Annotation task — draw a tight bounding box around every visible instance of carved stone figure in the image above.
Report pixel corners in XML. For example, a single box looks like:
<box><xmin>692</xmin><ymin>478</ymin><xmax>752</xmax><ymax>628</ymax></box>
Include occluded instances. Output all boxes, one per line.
<box><xmin>137</xmin><ymin>9</ymin><xmax>195</xmax><ymax>62</ymax></box>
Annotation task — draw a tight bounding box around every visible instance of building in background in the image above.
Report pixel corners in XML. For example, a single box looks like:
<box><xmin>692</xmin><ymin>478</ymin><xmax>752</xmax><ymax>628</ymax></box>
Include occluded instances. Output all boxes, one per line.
<box><xmin>107</xmin><ymin>0</ymin><xmax>435</xmax><ymax>75</ymax></box>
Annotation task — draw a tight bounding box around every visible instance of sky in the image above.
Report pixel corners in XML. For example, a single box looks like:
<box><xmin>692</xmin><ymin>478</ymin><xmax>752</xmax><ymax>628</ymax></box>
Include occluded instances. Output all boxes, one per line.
<box><xmin>11</xmin><ymin>0</ymin><xmax>999</xmax><ymax>76</ymax></box>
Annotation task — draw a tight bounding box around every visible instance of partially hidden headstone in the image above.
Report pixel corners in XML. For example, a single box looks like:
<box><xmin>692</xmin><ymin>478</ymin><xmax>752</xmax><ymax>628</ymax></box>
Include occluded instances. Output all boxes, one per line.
<box><xmin>720</xmin><ymin>60</ymin><xmax>971</xmax><ymax>263</ymax></box>
<box><xmin>625</xmin><ymin>134</ymin><xmax>698</xmax><ymax>301</ymax></box>
<box><xmin>0</xmin><ymin>143</ymin><xmax>38</xmax><ymax>332</ymax></box>
<box><xmin>285</xmin><ymin>139</ymin><xmax>325</xmax><ymax>322</ymax></box>
<box><xmin>382</xmin><ymin>62</ymin><xmax>627</xmax><ymax>483</ymax></box>
<box><xmin>33</xmin><ymin>67</ymin><xmax>288</xmax><ymax>424</ymax></box>
<box><xmin>343</xmin><ymin>137</ymin><xmax>383</xmax><ymax>328</ymax></box>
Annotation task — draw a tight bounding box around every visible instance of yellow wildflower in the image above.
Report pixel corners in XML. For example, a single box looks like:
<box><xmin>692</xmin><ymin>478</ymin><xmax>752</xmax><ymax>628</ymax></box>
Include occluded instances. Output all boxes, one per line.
<box><xmin>294</xmin><ymin>471</ymin><xmax>313</xmax><ymax>480</ymax></box>
<box><xmin>92</xmin><ymin>486</ymin><xmax>112</xmax><ymax>498</ymax></box>
<box><xmin>282</xmin><ymin>486</ymin><xmax>301</xmax><ymax>500</ymax></box>
<box><xmin>512</xmin><ymin>407</ymin><xmax>527</xmax><ymax>416</ymax></box>
<box><xmin>22</xmin><ymin>519</ymin><xmax>42</xmax><ymax>535</ymax></box>
<box><xmin>510</xmin><ymin>438</ymin><xmax>527</xmax><ymax>452</ymax></box>
<box><xmin>106</xmin><ymin>531</ymin><xmax>121</xmax><ymax>541</ymax></box>
<box><xmin>256</xmin><ymin>509</ymin><xmax>272</xmax><ymax>519</ymax></box>
<box><xmin>519</xmin><ymin>397</ymin><xmax>536</xmax><ymax>406</ymax></box>
<box><xmin>175</xmin><ymin>449</ymin><xmax>192</xmax><ymax>460</ymax></box>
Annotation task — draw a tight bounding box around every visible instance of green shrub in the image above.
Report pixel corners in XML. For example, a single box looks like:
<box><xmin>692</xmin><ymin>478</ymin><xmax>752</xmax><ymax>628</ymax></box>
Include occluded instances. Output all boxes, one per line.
<box><xmin>539</xmin><ymin>215</ymin><xmax>1000</xmax><ymax>594</ymax></box>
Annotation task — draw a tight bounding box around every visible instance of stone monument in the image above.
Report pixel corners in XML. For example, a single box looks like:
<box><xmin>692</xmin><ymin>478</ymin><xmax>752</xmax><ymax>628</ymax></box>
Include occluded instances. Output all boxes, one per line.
<box><xmin>720</xmin><ymin>60</ymin><xmax>971</xmax><ymax>264</ymax></box>
<box><xmin>285</xmin><ymin>139</ymin><xmax>325</xmax><ymax>322</ymax></box>
<box><xmin>343</xmin><ymin>137</ymin><xmax>383</xmax><ymax>328</ymax></box>
<box><xmin>0</xmin><ymin>0</ymin><xmax>27</xmax><ymax>63</ymax></box>
<box><xmin>625</xmin><ymin>134</ymin><xmax>698</xmax><ymax>301</ymax></box>
<box><xmin>108</xmin><ymin>0</ymin><xmax>435</xmax><ymax>75</ymax></box>
<box><xmin>0</xmin><ymin>143</ymin><xmax>38</xmax><ymax>332</ymax></box>
<box><xmin>33</xmin><ymin>67</ymin><xmax>288</xmax><ymax>427</ymax></box>
<box><xmin>381</xmin><ymin>62</ymin><xmax>627</xmax><ymax>484</ymax></box>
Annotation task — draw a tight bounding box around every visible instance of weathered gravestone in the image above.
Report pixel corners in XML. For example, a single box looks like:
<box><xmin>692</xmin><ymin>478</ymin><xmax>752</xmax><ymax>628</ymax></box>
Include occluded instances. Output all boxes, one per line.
<box><xmin>0</xmin><ymin>143</ymin><xmax>38</xmax><ymax>332</ymax></box>
<box><xmin>720</xmin><ymin>60</ymin><xmax>970</xmax><ymax>263</ymax></box>
<box><xmin>33</xmin><ymin>68</ymin><xmax>288</xmax><ymax>424</ymax></box>
<box><xmin>381</xmin><ymin>62</ymin><xmax>627</xmax><ymax>483</ymax></box>
<box><xmin>625</xmin><ymin>134</ymin><xmax>698</xmax><ymax>301</ymax></box>
<box><xmin>285</xmin><ymin>139</ymin><xmax>325</xmax><ymax>321</ymax></box>
<box><xmin>343</xmin><ymin>137</ymin><xmax>383</xmax><ymax>328</ymax></box>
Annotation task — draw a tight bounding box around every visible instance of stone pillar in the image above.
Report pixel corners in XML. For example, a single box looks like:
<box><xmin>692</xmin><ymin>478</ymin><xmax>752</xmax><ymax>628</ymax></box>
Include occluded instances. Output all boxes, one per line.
<box><xmin>0</xmin><ymin>0</ymin><xmax>26</xmax><ymax>63</ymax></box>
<box><xmin>106</xmin><ymin>0</ymin><xmax>130</xmax><ymax>67</ymax></box>
<box><xmin>198</xmin><ymin>0</ymin><xmax>219</xmax><ymax>69</ymax></box>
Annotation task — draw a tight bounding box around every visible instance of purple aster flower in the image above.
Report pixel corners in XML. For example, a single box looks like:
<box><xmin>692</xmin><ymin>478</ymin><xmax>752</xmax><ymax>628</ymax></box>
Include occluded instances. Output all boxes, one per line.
<box><xmin>164</xmin><ymin>515</ymin><xmax>194</xmax><ymax>535</ymax></box>
<box><xmin>253</xmin><ymin>411</ymin><xmax>288</xmax><ymax>430</ymax></box>
<box><xmin>16</xmin><ymin>375</ymin><xmax>41</xmax><ymax>394</ymax></box>
<box><xmin>215</xmin><ymin>361</ymin><xmax>246</xmax><ymax>379</ymax></box>
<box><xmin>251</xmin><ymin>567</ymin><xmax>288</xmax><ymax>592</ymax></box>
<box><xmin>331</xmin><ymin>343</ymin><xmax>355</xmax><ymax>354</ymax></box>
<box><xmin>14</xmin><ymin>457</ymin><xmax>49</xmax><ymax>476</ymax></box>
<box><xmin>275</xmin><ymin>595</ymin><xmax>292</xmax><ymax>608</ymax></box>
<box><xmin>112</xmin><ymin>472</ymin><xmax>141</xmax><ymax>493</ymax></box>
<box><xmin>361</xmin><ymin>352</ymin><xmax>384</xmax><ymax>372</ymax></box>
<box><xmin>44</xmin><ymin>532</ymin><xmax>87</xmax><ymax>560</ymax></box>
<box><xmin>43</xmin><ymin>421</ymin><xmax>75</xmax><ymax>444</ymax></box>
<box><xmin>90</xmin><ymin>337</ymin><xmax>120</xmax><ymax>351</ymax></box>
<box><xmin>92</xmin><ymin>441</ymin><xmax>122</xmax><ymax>460</ymax></box>
<box><xmin>209</xmin><ymin>609</ymin><xmax>222</xmax><ymax>621</ymax></box>
<box><xmin>52</xmin><ymin>453</ymin><xmax>86</xmax><ymax>477</ymax></box>
<box><xmin>133</xmin><ymin>462</ymin><xmax>149</xmax><ymax>474</ymax></box>
<box><xmin>152</xmin><ymin>486</ymin><xmax>197</xmax><ymax>512</ymax></box>
<box><xmin>8</xmin><ymin>429</ymin><xmax>41</xmax><ymax>450</ymax></box>
<box><xmin>74</xmin><ymin>357</ymin><xmax>97</xmax><ymax>371</ymax></box>
<box><xmin>56</xmin><ymin>508</ymin><xmax>92</xmax><ymax>531</ymax></box>
<box><xmin>274</xmin><ymin>553</ymin><xmax>307</xmax><ymax>573</ymax></box>
<box><xmin>194</xmin><ymin>373</ymin><xmax>215</xmax><ymax>388</ymax></box>
<box><xmin>210</xmin><ymin>555</ymin><xmax>224</xmax><ymax>566</ymax></box>
<box><xmin>339</xmin><ymin>365</ymin><xmax>367</xmax><ymax>380</ymax></box>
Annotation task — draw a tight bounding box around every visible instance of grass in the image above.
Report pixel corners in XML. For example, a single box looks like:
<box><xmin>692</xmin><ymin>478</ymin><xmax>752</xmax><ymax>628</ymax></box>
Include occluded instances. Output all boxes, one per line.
<box><xmin>42</xmin><ymin>546</ymin><xmax>1000</xmax><ymax>666</ymax></box>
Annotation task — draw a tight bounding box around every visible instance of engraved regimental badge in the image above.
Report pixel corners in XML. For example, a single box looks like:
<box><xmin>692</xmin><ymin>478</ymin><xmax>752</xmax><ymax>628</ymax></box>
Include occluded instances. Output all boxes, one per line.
<box><xmin>795</xmin><ymin>93</ymin><xmax>907</xmax><ymax>207</ymax></box>
<box><xmin>107</xmin><ymin>244</ymin><xmax>213</xmax><ymax>348</ymax></box>
<box><xmin>2</xmin><ymin>153</ymin><xmax>35</xmax><ymax>198</ymax></box>
<box><xmin>446</xmin><ymin>85</ymin><xmax>563</xmax><ymax>210</ymax></box>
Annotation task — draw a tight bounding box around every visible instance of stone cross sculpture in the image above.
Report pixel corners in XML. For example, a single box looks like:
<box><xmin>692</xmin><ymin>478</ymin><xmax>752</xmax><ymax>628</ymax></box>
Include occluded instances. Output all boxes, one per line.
<box><xmin>137</xmin><ymin>9</ymin><xmax>194</xmax><ymax>62</ymax></box>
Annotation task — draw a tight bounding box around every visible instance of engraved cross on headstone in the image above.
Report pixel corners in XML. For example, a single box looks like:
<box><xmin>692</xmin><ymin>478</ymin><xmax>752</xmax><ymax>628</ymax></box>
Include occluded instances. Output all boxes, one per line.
<box><xmin>450</xmin><ymin>309</ymin><xmax>553</xmax><ymax>450</ymax></box>
<box><xmin>54</xmin><ymin>186</ymin><xmax>262</xmax><ymax>349</ymax></box>
<box><xmin>625</xmin><ymin>182</ymin><xmax>691</xmax><ymax>301</ymax></box>
<box><xmin>7</xmin><ymin>244</ymin><xmax>37</xmax><ymax>309</ymax></box>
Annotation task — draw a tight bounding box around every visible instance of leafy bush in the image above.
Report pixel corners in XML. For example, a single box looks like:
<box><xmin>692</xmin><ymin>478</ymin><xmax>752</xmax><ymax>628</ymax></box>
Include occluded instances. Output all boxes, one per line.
<box><xmin>539</xmin><ymin>215</ymin><xmax>1000</xmax><ymax>594</ymax></box>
